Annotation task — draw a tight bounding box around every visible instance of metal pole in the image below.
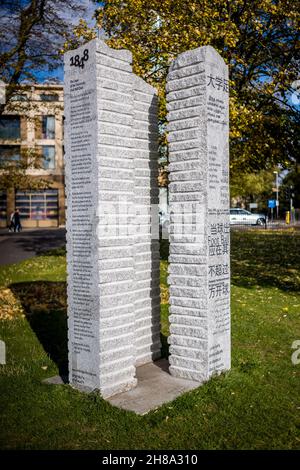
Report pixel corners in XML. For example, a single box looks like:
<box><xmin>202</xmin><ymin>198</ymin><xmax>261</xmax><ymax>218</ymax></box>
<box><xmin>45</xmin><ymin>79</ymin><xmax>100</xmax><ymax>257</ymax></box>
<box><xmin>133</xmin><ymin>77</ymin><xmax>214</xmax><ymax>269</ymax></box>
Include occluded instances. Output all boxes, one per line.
<box><xmin>290</xmin><ymin>186</ymin><xmax>293</xmax><ymax>224</ymax></box>
<box><xmin>275</xmin><ymin>172</ymin><xmax>279</xmax><ymax>219</ymax></box>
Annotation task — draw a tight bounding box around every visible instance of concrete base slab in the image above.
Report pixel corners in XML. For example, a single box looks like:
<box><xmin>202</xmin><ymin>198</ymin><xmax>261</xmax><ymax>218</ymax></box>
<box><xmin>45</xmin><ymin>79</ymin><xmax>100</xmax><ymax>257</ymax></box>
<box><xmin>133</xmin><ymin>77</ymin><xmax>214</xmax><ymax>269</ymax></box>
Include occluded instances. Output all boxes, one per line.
<box><xmin>43</xmin><ymin>360</ymin><xmax>200</xmax><ymax>415</ymax></box>
<box><xmin>108</xmin><ymin>359</ymin><xmax>200</xmax><ymax>415</ymax></box>
<box><xmin>42</xmin><ymin>375</ymin><xmax>68</xmax><ymax>385</ymax></box>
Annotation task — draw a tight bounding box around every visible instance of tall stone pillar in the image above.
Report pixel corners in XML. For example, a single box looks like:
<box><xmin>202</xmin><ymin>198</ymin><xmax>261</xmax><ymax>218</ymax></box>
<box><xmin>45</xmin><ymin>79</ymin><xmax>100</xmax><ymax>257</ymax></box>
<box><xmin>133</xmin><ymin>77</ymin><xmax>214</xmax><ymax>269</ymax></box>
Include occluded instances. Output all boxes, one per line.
<box><xmin>64</xmin><ymin>40</ymin><xmax>137</xmax><ymax>397</ymax></box>
<box><xmin>64</xmin><ymin>39</ymin><xmax>161</xmax><ymax>398</ymax></box>
<box><xmin>167</xmin><ymin>46</ymin><xmax>230</xmax><ymax>382</ymax></box>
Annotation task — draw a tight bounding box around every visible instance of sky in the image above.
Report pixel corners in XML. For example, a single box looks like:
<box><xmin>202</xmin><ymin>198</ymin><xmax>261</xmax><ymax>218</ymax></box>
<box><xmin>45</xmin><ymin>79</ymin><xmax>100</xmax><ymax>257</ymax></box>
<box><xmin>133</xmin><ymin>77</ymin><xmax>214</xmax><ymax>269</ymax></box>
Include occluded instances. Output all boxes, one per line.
<box><xmin>35</xmin><ymin>0</ymin><xmax>98</xmax><ymax>83</ymax></box>
<box><xmin>0</xmin><ymin>0</ymin><xmax>99</xmax><ymax>84</ymax></box>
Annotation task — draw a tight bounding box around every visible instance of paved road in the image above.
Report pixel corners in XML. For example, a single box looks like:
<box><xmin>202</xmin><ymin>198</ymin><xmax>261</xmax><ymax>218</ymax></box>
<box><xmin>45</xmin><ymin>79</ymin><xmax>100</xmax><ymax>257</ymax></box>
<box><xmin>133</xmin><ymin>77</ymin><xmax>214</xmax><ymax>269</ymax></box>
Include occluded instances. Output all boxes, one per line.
<box><xmin>0</xmin><ymin>228</ymin><xmax>66</xmax><ymax>266</ymax></box>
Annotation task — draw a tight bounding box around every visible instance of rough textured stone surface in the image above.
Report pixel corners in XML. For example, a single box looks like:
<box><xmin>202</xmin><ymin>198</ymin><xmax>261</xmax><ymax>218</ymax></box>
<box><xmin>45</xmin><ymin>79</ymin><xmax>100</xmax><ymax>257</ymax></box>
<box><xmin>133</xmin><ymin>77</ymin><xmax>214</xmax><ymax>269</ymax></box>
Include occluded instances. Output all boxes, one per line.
<box><xmin>64</xmin><ymin>39</ymin><xmax>160</xmax><ymax>398</ymax></box>
<box><xmin>64</xmin><ymin>40</ymin><xmax>136</xmax><ymax>397</ymax></box>
<box><xmin>167</xmin><ymin>46</ymin><xmax>230</xmax><ymax>383</ymax></box>
<box><xmin>133</xmin><ymin>76</ymin><xmax>161</xmax><ymax>367</ymax></box>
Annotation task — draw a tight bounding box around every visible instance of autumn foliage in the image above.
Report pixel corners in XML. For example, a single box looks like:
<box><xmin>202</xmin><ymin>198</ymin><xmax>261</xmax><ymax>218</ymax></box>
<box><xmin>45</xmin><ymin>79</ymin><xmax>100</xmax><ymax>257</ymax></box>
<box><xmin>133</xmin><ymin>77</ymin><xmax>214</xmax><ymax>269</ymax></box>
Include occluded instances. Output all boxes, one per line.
<box><xmin>68</xmin><ymin>0</ymin><xmax>299</xmax><ymax>175</ymax></box>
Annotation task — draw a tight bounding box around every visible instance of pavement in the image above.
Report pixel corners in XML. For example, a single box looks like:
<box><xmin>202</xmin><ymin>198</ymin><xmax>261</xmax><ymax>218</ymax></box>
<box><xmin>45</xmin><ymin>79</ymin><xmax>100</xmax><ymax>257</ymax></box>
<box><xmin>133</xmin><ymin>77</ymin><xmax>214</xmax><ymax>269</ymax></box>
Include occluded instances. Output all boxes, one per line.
<box><xmin>0</xmin><ymin>227</ymin><xmax>66</xmax><ymax>266</ymax></box>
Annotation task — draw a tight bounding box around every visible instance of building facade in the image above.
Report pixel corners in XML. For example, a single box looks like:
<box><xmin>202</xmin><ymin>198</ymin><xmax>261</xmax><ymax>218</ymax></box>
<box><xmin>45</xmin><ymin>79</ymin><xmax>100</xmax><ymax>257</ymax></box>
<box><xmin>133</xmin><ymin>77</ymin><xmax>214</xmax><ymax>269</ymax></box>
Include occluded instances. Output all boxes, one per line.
<box><xmin>0</xmin><ymin>84</ymin><xmax>65</xmax><ymax>228</ymax></box>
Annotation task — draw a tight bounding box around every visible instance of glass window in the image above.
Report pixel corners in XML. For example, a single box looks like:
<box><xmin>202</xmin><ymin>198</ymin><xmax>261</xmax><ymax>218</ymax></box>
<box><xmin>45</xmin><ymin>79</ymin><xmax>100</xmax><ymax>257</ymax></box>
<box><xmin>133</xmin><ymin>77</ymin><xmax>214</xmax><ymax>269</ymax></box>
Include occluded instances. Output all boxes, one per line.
<box><xmin>0</xmin><ymin>191</ymin><xmax>7</xmax><ymax>220</ymax></box>
<box><xmin>42</xmin><ymin>115</ymin><xmax>55</xmax><ymax>139</ymax></box>
<box><xmin>0</xmin><ymin>116</ymin><xmax>20</xmax><ymax>139</ymax></box>
<box><xmin>40</xmin><ymin>94</ymin><xmax>59</xmax><ymax>102</ymax></box>
<box><xmin>15</xmin><ymin>189</ymin><xmax>58</xmax><ymax>221</ymax></box>
<box><xmin>0</xmin><ymin>145</ymin><xmax>21</xmax><ymax>166</ymax></box>
<box><xmin>42</xmin><ymin>145</ymin><xmax>55</xmax><ymax>169</ymax></box>
<box><xmin>15</xmin><ymin>191</ymin><xmax>30</xmax><ymax>219</ymax></box>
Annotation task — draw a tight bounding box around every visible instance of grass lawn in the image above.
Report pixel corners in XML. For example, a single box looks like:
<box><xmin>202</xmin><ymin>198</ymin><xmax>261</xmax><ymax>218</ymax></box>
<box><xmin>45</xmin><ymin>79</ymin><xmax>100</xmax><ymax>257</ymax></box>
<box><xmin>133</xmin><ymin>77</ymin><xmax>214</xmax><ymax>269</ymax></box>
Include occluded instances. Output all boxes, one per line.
<box><xmin>0</xmin><ymin>230</ymin><xmax>300</xmax><ymax>449</ymax></box>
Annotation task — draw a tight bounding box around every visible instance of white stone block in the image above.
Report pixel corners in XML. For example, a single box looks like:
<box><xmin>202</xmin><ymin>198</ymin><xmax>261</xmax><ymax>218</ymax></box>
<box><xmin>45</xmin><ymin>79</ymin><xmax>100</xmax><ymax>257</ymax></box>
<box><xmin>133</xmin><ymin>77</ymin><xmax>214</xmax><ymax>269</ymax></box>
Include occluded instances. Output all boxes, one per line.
<box><xmin>167</xmin><ymin>46</ymin><xmax>230</xmax><ymax>383</ymax></box>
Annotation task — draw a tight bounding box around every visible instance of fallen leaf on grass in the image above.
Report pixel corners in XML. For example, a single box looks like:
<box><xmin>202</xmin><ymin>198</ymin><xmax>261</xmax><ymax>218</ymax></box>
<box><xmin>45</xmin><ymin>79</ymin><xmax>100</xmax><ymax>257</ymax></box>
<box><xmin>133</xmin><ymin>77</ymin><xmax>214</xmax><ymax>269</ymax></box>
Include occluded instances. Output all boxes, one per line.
<box><xmin>0</xmin><ymin>287</ymin><xmax>24</xmax><ymax>320</ymax></box>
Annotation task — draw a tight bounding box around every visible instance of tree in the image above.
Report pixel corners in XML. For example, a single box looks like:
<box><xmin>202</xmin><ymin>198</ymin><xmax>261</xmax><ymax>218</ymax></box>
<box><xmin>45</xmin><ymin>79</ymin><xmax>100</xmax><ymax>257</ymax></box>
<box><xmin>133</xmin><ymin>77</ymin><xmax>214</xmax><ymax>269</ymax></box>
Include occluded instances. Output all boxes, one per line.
<box><xmin>280</xmin><ymin>166</ymin><xmax>300</xmax><ymax>210</ymax></box>
<box><xmin>69</xmin><ymin>0</ymin><xmax>299</xmax><ymax>174</ymax></box>
<box><xmin>0</xmin><ymin>0</ymin><xmax>86</xmax><ymax>113</ymax></box>
<box><xmin>0</xmin><ymin>146</ymin><xmax>49</xmax><ymax>191</ymax></box>
<box><xmin>230</xmin><ymin>169</ymin><xmax>275</xmax><ymax>210</ymax></box>
<box><xmin>0</xmin><ymin>1</ymin><xmax>86</xmax><ymax>190</ymax></box>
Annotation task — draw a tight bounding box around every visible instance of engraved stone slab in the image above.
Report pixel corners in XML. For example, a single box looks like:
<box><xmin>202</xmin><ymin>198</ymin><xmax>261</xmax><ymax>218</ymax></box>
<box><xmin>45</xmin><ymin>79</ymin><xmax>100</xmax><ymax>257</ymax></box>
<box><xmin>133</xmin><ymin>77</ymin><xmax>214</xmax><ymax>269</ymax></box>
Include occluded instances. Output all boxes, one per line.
<box><xmin>64</xmin><ymin>40</ymin><xmax>137</xmax><ymax>398</ymax></box>
<box><xmin>167</xmin><ymin>46</ymin><xmax>230</xmax><ymax>383</ymax></box>
<box><xmin>64</xmin><ymin>39</ymin><xmax>161</xmax><ymax>398</ymax></box>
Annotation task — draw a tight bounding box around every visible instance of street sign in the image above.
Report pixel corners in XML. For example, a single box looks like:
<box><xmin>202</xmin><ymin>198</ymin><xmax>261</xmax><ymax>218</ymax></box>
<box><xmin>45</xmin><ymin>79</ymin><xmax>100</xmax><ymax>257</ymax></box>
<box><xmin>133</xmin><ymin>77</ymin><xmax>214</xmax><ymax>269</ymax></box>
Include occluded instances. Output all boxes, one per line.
<box><xmin>268</xmin><ymin>199</ymin><xmax>276</xmax><ymax>208</ymax></box>
<box><xmin>249</xmin><ymin>203</ymin><xmax>258</xmax><ymax>209</ymax></box>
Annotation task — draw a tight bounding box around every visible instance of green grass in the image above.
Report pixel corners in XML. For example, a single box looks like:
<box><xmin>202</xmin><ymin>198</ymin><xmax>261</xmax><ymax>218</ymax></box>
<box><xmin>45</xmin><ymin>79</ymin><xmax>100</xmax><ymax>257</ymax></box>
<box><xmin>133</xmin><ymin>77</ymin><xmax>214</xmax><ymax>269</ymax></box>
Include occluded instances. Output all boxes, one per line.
<box><xmin>0</xmin><ymin>230</ymin><xmax>300</xmax><ymax>449</ymax></box>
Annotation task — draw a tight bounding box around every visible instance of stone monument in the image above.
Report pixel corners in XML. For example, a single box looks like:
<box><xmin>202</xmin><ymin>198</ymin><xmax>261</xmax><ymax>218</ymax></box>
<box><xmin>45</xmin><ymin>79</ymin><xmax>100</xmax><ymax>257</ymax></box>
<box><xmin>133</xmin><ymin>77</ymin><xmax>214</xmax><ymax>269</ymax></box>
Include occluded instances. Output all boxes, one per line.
<box><xmin>64</xmin><ymin>40</ymin><xmax>230</xmax><ymax>407</ymax></box>
<box><xmin>167</xmin><ymin>46</ymin><xmax>230</xmax><ymax>382</ymax></box>
<box><xmin>64</xmin><ymin>39</ymin><xmax>160</xmax><ymax>398</ymax></box>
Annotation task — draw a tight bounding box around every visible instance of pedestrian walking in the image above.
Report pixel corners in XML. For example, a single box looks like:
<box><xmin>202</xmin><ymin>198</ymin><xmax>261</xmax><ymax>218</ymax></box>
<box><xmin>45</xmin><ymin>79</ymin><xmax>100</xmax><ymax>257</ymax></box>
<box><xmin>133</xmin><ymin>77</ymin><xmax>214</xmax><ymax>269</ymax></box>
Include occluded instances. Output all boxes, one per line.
<box><xmin>13</xmin><ymin>209</ymin><xmax>22</xmax><ymax>233</ymax></box>
<box><xmin>8</xmin><ymin>211</ymin><xmax>15</xmax><ymax>232</ymax></box>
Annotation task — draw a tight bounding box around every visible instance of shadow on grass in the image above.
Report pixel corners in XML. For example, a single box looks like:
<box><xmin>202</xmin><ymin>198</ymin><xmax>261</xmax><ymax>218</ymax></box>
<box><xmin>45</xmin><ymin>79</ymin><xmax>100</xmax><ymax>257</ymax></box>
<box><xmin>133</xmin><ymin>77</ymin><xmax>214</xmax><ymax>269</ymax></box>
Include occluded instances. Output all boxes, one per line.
<box><xmin>10</xmin><ymin>280</ymin><xmax>170</xmax><ymax>375</ymax></box>
<box><xmin>160</xmin><ymin>239</ymin><xmax>169</xmax><ymax>261</ymax></box>
<box><xmin>13</xmin><ymin>229</ymin><xmax>66</xmax><ymax>256</ymax></box>
<box><xmin>38</xmin><ymin>246</ymin><xmax>66</xmax><ymax>257</ymax></box>
<box><xmin>10</xmin><ymin>281</ymin><xmax>68</xmax><ymax>375</ymax></box>
<box><xmin>231</xmin><ymin>230</ymin><xmax>300</xmax><ymax>291</ymax></box>
<box><xmin>160</xmin><ymin>333</ymin><xmax>169</xmax><ymax>359</ymax></box>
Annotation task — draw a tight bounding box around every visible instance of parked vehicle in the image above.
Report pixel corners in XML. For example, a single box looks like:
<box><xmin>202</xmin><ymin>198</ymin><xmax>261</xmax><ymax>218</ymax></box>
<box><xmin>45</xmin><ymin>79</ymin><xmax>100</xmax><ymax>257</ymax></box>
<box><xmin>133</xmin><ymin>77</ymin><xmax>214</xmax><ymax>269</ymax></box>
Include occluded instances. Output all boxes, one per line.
<box><xmin>230</xmin><ymin>208</ymin><xmax>267</xmax><ymax>226</ymax></box>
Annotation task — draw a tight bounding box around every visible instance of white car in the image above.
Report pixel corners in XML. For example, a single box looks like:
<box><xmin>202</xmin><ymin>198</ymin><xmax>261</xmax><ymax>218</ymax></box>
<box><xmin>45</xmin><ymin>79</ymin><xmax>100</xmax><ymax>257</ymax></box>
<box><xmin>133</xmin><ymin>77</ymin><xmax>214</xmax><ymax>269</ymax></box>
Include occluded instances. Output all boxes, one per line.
<box><xmin>230</xmin><ymin>208</ymin><xmax>267</xmax><ymax>226</ymax></box>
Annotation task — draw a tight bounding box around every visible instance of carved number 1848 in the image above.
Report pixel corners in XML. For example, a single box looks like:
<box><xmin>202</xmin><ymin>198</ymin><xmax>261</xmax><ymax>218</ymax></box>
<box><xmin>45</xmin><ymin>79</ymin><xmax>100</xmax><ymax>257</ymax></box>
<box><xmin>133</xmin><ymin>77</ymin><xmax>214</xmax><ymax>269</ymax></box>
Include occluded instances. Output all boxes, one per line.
<box><xmin>70</xmin><ymin>49</ymin><xmax>89</xmax><ymax>69</ymax></box>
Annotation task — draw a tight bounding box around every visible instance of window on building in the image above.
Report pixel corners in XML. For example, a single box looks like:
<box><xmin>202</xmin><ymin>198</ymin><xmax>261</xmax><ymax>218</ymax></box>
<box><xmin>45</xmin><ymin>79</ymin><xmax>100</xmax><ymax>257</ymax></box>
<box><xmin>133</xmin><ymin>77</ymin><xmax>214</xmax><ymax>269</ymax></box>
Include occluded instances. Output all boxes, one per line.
<box><xmin>40</xmin><ymin>94</ymin><xmax>59</xmax><ymax>102</ymax></box>
<box><xmin>11</xmin><ymin>94</ymin><xmax>28</xmax><ymax>102</ymax></box>
<box><xmin>0</xmin><ymin>191</ymin><xmax>7</xmax><ymax>220</ymax></box>
<box><xmin>15</xmin><ymin>189</ymin><xmax>58</xmax><ymax>221</ymax></box>
<box><xmin>42</xmin><ymin>115</ymin><xmax>55</xmax><ymax>139</ymax></box>
<box><xmin>0</xmin><ymin>116</ymin><xmax>20</xmax><ymax>139</ymax></box>
<box><xmin>42</xmin><ymin>145</ymin><xmax>55</xmax><ymax>169</ymax></box>
<box><xmin>0</xmin><ymin>145</ymin><xmax>21</xmax><ymax>166</ymax></box>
